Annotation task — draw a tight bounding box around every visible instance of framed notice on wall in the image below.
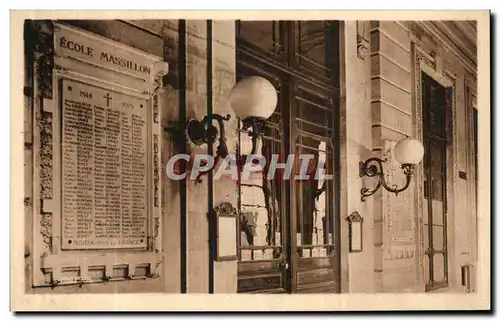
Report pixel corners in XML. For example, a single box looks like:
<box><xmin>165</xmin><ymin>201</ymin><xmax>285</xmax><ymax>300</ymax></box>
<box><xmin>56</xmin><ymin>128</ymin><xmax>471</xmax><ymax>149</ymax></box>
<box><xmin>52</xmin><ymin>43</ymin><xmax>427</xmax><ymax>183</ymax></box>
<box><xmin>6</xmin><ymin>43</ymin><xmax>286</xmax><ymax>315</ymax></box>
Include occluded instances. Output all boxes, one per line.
<box><xmin>213</xmin><ymin>202</ymin><xmax>239</xmax><ymax>261</ymax></box>
<box><xmin>346</xmin><ymin>211</ymin><xmax>364</xmax><ymax>253</ymax></box>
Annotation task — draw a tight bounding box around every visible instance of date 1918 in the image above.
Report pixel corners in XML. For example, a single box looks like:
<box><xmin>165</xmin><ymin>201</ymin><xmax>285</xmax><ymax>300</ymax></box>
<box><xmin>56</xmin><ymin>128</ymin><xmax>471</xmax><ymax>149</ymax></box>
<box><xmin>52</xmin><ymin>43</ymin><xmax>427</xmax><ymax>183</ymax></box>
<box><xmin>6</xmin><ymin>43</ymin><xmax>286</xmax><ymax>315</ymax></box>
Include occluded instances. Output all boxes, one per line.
<box><xmin>58</xmin><ymin>276</ymin><xmax>92</xmax><ymax>283</ymax></box>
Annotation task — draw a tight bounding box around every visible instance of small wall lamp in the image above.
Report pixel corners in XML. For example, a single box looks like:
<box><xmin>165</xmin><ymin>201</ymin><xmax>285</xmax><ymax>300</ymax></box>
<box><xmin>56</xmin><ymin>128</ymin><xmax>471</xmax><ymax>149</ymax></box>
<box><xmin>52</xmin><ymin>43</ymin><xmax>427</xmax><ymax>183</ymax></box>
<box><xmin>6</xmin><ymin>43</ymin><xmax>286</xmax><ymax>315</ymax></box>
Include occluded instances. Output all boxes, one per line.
<box><xmin>186</xmin><ymin>76</ymin><xmax>278</xmax><ymax>182</ymax></box>
<box><xmin>359</xmin><ymin>138</ymin><xmax>424</xmax><ymax>202</ymax></box>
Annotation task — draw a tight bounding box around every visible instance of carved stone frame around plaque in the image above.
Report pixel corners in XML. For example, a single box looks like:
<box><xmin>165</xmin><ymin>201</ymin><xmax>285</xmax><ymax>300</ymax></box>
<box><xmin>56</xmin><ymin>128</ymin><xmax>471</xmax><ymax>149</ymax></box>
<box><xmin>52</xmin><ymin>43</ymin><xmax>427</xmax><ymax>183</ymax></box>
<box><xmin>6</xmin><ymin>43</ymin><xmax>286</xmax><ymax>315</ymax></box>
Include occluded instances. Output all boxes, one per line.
<box><xmin>412</xmin><ymin>42</ymin><xmax>458</xmax><ymax>286</ymax></box>
<box><xmin>29</xmin><ymin>21</ymin><xmax>169</xmax><ymax>287</ymax></box>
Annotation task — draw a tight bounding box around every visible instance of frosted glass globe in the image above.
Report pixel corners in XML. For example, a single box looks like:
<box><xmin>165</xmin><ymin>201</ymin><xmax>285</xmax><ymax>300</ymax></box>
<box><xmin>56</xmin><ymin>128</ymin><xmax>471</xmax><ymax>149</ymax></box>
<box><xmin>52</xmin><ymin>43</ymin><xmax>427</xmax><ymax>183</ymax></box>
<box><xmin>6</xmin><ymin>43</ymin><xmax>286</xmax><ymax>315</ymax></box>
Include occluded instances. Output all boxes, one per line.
<box><xmin>228</xmin><ymin>76</ymin><xmax>278</xmax><ymax>120</ymax></box>
<box><xmin>394</xmin><ymin>138</ymin><xmax>424</xmax><ymax>165</ymax></box>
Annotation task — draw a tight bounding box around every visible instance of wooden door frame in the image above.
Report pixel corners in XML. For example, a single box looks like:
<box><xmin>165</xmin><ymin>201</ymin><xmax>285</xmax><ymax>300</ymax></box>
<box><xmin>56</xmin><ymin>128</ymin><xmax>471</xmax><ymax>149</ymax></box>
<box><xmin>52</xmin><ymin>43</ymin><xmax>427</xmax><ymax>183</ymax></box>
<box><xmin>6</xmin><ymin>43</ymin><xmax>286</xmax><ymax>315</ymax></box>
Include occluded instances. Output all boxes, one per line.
<box><xmin>413</xmin><ymin>44</ymin><xmax>458</xmax><ymax>291</ymax></box>
<box><xmin>235</xmin><ymin>20</ymin><xmax>343</xmax><ymax>293</ymax></box>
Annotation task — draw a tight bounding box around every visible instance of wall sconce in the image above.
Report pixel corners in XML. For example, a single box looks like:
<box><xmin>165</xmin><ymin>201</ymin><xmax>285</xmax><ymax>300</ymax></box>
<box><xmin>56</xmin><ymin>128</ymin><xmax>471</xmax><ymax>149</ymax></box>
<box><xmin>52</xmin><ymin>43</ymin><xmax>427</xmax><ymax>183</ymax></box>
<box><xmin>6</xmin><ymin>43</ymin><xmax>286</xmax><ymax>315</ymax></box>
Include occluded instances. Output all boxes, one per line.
<box><xmin>359</xmin><ymin>138</ymin><xmax>424</xmax><ymax>202</ymax></box>
<box><xmin>229</xmin><ymin>76</ymin><xmax>278</xmax><ymax>155</ymax></box>
<box><xmin>186</xmin><ymin>113</ymin><xmax>231</xmax><ymax>182</ymax></box>
<box><xmin>185</xmin><ymin>76</ymin><xmax>277</xmax><ymax>182</ymax></box>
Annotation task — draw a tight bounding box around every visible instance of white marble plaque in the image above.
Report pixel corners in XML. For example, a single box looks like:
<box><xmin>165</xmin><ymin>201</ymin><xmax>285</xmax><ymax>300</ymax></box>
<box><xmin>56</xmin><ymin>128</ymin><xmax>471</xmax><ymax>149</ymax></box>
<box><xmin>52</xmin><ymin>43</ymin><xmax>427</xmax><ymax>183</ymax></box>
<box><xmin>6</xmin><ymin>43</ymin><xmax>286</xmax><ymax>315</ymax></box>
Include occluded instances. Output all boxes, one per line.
<box><xmin>61</xmin><ymin>79</ymin><xmax>148</xmax><ymax>249</ymax></box>
<box><xmin>54</xmin><ymin>23</ymin><xmax>156</xmax><ymax>82</ymax></box>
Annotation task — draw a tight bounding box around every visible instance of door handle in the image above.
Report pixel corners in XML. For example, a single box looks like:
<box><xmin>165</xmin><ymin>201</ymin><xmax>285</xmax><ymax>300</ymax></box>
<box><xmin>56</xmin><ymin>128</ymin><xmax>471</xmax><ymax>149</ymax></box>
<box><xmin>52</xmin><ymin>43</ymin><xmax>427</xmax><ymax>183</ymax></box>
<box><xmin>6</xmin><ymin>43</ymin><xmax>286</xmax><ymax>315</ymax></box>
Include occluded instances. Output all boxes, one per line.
<box><xmin>279</xmin><ymin>259</ymin><xmax>289</xmax><ymax>270</ymax></box>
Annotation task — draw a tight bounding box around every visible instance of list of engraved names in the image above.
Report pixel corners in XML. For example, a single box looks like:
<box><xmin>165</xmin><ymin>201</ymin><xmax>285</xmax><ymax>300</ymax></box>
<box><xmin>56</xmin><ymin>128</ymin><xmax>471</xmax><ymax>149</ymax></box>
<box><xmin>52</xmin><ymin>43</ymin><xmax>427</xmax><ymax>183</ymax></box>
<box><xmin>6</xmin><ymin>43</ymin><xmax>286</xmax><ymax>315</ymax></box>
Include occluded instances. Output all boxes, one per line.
<box><xmin>61</xmin><ymin>79</ymin><xmax>148</xmax><ymax>249</ymax></box>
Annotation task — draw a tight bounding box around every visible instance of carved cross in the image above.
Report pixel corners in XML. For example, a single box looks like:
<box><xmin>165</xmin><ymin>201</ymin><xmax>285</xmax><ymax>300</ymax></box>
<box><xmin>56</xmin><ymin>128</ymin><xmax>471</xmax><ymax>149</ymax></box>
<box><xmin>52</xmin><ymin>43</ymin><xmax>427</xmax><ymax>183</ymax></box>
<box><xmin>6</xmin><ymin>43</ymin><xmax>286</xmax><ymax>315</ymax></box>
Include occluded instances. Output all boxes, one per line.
<box><xmin>104</xmin><ymin>93</ymin><xmax>112</xmax><ymax>107</ymax></box>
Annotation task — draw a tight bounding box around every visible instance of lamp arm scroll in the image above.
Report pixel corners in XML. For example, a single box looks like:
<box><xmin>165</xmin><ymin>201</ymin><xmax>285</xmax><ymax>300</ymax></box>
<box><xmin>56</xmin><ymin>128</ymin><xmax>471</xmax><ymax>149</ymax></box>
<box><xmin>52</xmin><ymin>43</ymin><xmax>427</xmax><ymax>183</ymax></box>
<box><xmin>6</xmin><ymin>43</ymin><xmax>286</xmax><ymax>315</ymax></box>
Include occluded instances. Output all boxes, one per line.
<box><xmin>359</xmin><ymin>158</ymin><xmax>415</xmax><ymax>202</ymax></box>
<box><xmin>240</xmin><ymin>117</ymin><xmax>267</xmax><ymax>156</ymax></box>
<box><xmin>360</xmin><ymin>158</ymin><xmax>385</xmax><ymax>202</ymax></box>
<box><xmin>380</xmin><ymin>163</ymin><xmax>413</xmax><ymax>196</ymax></box>
<box><xmin>212</xmin><ymin>114</ymin><xmax>231</xmax><ymax>159</ymax></box>
<box><xmin>194</xmin><ymin>114</ymin><xmax>231</xmax><ymax>183</ymax></box>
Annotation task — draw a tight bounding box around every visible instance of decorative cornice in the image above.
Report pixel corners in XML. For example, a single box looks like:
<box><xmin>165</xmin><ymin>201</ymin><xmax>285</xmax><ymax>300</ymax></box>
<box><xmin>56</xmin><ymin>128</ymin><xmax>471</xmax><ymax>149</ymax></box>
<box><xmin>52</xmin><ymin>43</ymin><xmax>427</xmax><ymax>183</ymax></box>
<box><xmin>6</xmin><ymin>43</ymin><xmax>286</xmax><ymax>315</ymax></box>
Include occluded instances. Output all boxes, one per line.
<box><xmin>436</xmin><ymin>21</ymin><xmax>477</xmax><ymax>60</ymax></box>
<box><xmin>453</xmin><ymin>21</ymin><xmax>477</xmax><ymax>45</ymax></box>
<box><xmin>418</xmin><ymin>21</ymin><xmax>477</xmax><ymax>76</ymax></box>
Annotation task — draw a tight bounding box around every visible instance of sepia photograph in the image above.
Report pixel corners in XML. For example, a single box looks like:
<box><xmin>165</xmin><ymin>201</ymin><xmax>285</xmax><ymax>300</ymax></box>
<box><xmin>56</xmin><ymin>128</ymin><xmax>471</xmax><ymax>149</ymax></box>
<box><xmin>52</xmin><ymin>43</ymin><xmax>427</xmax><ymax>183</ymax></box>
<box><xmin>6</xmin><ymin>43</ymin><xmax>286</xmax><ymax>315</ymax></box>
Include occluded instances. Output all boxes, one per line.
<box><xmin>9</xmin><ymin>9</ymin><xmax>491</xmax><ymax>311</ymax></box>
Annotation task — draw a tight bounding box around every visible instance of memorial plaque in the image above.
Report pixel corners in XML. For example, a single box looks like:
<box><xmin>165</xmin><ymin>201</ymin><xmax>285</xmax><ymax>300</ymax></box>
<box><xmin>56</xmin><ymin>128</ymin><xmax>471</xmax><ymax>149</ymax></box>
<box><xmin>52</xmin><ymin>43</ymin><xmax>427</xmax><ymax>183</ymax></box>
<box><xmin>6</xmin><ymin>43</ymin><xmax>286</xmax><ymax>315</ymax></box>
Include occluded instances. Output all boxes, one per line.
<box><xmin>61</xmin><ymin>79</ymin><xmax>149</xmax><ymax>249</ymax></box>
<box><xmin>389</xmin><ymin>190</ymin><xmax>413</xmax><ymax>243</ymax></box>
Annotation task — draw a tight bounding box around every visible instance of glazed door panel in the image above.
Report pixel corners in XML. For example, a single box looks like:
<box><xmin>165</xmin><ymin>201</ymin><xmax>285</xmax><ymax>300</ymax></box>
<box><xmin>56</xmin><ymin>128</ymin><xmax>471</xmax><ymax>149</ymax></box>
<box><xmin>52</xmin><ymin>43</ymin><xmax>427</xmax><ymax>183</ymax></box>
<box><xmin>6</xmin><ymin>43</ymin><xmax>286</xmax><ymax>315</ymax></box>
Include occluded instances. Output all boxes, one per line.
<box><xmin>236</xmin><ymin>59</ymin><xmax>289</xmax><ymax>294</ymax></box>
<box><xmin>290</xmin><ymin>80</ymin><xmax>340</xmax><ymax>293</ymax></box>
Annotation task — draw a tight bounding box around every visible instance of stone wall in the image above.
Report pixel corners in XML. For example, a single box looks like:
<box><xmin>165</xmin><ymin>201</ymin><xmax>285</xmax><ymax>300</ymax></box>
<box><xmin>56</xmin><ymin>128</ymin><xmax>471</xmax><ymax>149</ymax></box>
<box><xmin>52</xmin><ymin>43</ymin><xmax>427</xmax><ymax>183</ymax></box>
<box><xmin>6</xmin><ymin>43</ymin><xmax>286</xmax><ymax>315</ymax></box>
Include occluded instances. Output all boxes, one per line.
<box><xmin>410</xmin><ymin>21</ymin><xmax>477</xmax><ymax>292</ymax></box>
<box><xmin>24</xmin><ymin>19</ymin><xmax>238</xmax><ymax>293</ymax></box>
<box><xmin>370</xmin><ymin>20</ymin><xmax>418</xmax><ymax>292</ymax></box>
<box><xmin>366</xmin><ymin>20</ymin><xmax>477</xmax><ymax>292</ymax></box>
<box><xmin>24</xmin><ymin>19</ymin><xmax>476</xmax><ymax>294</ymax></box>
<box><xmin>342</xmin><ymin>21</ymin><xmax>376</xmax><ymax>293</ymax></box>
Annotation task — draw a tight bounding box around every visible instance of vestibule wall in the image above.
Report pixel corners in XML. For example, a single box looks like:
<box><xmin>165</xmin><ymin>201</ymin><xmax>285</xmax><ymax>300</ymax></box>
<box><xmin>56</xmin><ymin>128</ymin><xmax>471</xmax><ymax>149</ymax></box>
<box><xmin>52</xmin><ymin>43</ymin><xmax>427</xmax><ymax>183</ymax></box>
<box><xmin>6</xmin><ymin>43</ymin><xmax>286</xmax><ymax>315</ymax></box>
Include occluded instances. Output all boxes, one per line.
<box><xmin>23</xmin><ymin>19</ymin><xmax>476</xmax><ymax>294</ymax></box>
<box><xmin>24</xmin><ymin>19</ymin><xmax>238</xmax><ymax>293</ymax></box>
<box><xmin>363</xmin><ymin>20</ymin><xmax>477</xmax><ymax>292</ymax></box>
<box><xmin>370</xmin><ymin>20</ymin><xmax>418</xmax><ymax>292</ymax></box>
<box><xmin>342</xmin><ymin>20</ymin><xmax>477</xmax><ymax>293</ymax></box>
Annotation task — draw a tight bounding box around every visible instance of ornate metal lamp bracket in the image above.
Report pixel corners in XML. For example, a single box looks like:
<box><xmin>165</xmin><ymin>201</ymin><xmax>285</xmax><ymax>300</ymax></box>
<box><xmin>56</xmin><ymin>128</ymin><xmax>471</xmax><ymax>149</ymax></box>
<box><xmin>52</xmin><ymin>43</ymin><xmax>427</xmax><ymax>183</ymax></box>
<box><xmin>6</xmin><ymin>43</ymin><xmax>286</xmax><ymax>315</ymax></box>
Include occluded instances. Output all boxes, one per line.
<box><xmin>186</xmin><ymin>114</ymin><xmax>231</xmax><ymax>183</ymax></box>
<box><xmin>359</xmin><ymin>157</ymin><xmax>415</xmax><ymax>202</ymax></box>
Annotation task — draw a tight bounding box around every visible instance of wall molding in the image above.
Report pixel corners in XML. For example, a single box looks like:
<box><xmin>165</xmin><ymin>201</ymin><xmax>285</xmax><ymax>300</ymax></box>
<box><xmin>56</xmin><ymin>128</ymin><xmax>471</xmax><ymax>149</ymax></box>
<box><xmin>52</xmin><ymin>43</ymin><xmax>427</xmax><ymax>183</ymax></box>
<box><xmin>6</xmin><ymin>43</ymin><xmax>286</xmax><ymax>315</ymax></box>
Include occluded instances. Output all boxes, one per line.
<box><xmin>370</xmin><ymin>51</ymin><xmax>411</xmax><ymax>74</ymax></box>
<box><xmin>371</xmin><ymin>98</ymin><xmax>412</xmax><ymax>117</ymax></box>
<box><xmin>371</xmin><ymin>75</ymin><xmax>411</xmax><ymax>94</ymax></box>
<box><xmin>395</xmin><ymin>21</ymin><xmax>410</xmax><ymax>33</ymax></box>
<box><xmin>418</xmin><ymin>21</ymin><xmax>477</xmax><ymax>76</ymax></box>
<box><xmin>370</xmin><ymin>27</ymin><xmax>411</xmax><ymax>53</ymax></box>
<box><xmin>371</xmin><ymin>123</ymin><xmax>410</xmax><ymax>137</ymax></box>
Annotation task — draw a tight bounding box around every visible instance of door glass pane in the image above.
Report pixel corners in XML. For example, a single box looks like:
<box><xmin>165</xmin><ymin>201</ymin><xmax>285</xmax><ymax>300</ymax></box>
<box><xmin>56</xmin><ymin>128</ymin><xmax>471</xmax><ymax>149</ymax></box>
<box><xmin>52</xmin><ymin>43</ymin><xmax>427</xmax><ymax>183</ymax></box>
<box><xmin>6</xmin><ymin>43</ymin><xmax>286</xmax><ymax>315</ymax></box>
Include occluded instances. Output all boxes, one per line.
<box><xmin>238</xmin><ymin>21</ymin><xmax>283</xmax><ymax>55</ymax></box>
<box><xmin>423</xmin><ymin>224</ymin><xmax>429</xmax><ymax>249</ymax></box>
<box><xmin>424</xmin><ymin>171</ymin><xmax>429</xmax><ymax>199</ymax></box>
<box><xmin>294</xmin><ymin>136</ymin><xmax>334</xmax><ymax>257</ymax></box>
<box><xmin>422</xmin><ymin>72</ymin><xmax>449</xmax><ymax>290</ymax></box>
<box><xmin>295</xmin><ymin>87</ymin><xmax>333</xmax><ymax>137</ymax></box>
<box><xmin>432</xmin><ymin>200</ymin><xmax>444</xmax><ymax>226</ymax></box>
<box><xmin>297</xmin><ymin>21</ymin><xmax>327</xmax><ymax>66</ymax></box>
<box><xmin>294</xmin><ymin>83</ymin><xmax>335</xmax><ymax>258</ymax></box>
<box><xmin>433</xmin><ymin>253</ymin><xmax>446</xmax><ymax>282</ymax></box>
<box><xmin>240</xmin><ymin>129</ymin><xmax>283</xmax><ymax>261</ymax></box>
<box><xmin>432</xmin><ymin>225</ymin><xmax>444</xmax><ymax>251</ymax></box>
<box><xmin>295</xmin><ymin>21</ymin><xmax>337</xmax><ymax>79</ymax></box>
<box><xmin>236</xmin><ymin>64</ymin><xmax>285</xmax><ymax>262</ymax></box>
<box><xmin>424</xmin><ymin>254</ymin><xmax>431</xmax><ymax>284</ymax></box>
<box><xmin>423</xmin><ymin>73</ymin><xmax>446</xmax><ymax>138</ymax></box>
<box><xmin>429</xmin><ymin>143</ymin><xmax>444</xmax><ymax>174</ymax></box>
<box><xmin>423</xmin><ymin>198</ymin><xmax>429</xmax><ymax>224</ymax></box>
<box><xmin>431</xmin><ymin>177</ymin><xmax>443</xmax><ymax>201</ymax></box>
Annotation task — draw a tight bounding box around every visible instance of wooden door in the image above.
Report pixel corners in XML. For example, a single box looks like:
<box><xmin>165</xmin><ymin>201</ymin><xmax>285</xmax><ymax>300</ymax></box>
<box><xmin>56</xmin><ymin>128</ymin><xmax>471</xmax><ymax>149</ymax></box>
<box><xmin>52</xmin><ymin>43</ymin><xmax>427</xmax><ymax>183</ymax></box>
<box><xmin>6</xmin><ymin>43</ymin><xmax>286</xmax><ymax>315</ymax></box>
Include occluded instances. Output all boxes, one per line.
<box><xmin>235</xmin><ymin>20</ymin><xmax>341</xmax><ymax>294</ymax></box>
